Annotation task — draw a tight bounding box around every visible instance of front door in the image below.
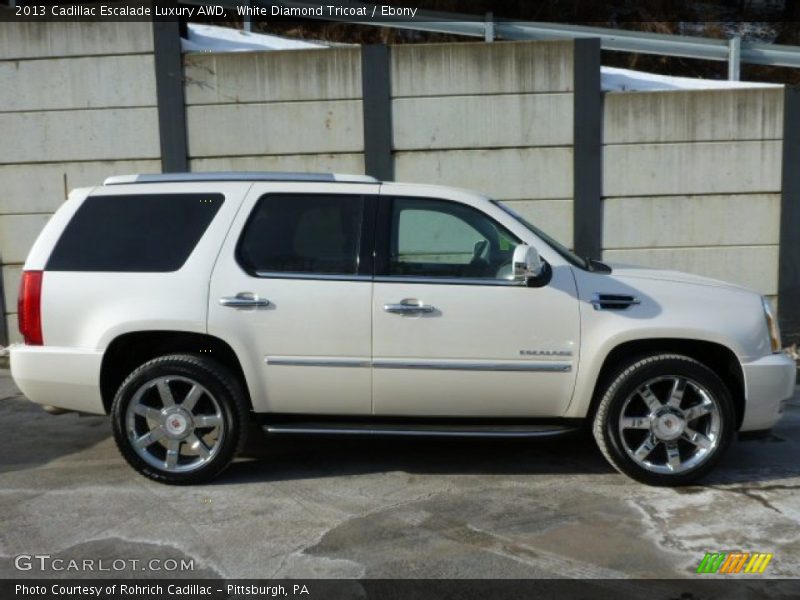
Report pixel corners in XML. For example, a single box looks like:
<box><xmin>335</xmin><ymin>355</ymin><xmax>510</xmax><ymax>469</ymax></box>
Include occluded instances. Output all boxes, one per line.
<box><xmin>208</xmin><ymin>182</ymin><xmax>378</xmax><ymax>415</ymax></box>
<box><xmin>372</xmin><ymin>195</ymin><xmax>580</xmax><ymax>417</ymax></box>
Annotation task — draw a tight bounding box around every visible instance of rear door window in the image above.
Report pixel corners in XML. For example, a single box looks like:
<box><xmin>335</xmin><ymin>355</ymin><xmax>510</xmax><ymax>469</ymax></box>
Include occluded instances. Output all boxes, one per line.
<box><xmin>236</xmin><ymin>194</ymin><xmax>364</xmax><ymax>276</ymax></box>
<box><xmin>47</xmin><ymin>193</ymin><xmax>224</xmax><ymax>272</ymax></box>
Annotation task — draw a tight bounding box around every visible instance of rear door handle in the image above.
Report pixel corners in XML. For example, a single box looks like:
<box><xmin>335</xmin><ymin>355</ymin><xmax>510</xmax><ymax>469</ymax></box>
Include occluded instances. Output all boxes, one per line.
<box><xmin>219</xmin><ymin>292</ymin><xmax>270</xmax><ymax>309</ymax></box>
<box><xmin>384</xmin><ymin>299</ymin><xmax>436</xmax><ymax>315</ymax></box>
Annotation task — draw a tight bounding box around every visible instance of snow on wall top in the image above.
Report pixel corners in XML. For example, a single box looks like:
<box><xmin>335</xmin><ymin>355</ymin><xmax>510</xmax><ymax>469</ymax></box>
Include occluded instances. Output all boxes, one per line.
<box><xmin>182</xmin><ymin>23</ymin><xmax>328</xmax><ymax>52</ymax></box>
<box><xmin>601</xmin><ymin>66</ymin><xmax>781</xmax><ymax>92</ymax></box>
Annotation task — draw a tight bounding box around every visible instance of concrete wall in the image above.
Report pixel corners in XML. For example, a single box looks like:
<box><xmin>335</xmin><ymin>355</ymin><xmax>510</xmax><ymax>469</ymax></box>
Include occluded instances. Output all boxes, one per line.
<box><xmin>0</xmin><ymin>26</ymin><xmax>790</xmax><ymax>345</ymax></box>
<box><xmin>391</xmin><ymin>41</ymin><xmax>575</xmax><ymax>247</ymax></box>
<box><xmin>182</xmin><ymin>41</ymin><xmax>576</xmax><ymax>245</ymax></box>
<box><xmin>0</xmin><ymin>21</ymin><xmax>160</xmax><ymax>343</ymax></box>
<box><xmin>184</xmin><ymin>47</ymin><xmax>365</xmax><ymax>174</ymax></box>
<box><xmin>602</xmin><ymin>88</ymin><xmax>784</xmax><ymax>303</ymax></box>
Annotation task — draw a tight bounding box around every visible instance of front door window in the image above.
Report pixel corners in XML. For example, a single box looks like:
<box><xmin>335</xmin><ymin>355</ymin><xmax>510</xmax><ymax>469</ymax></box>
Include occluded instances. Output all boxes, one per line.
<box><xmin>389</xmin><ymin>197</ymin><xmax>518</xmax><ymax>280</ymax></box>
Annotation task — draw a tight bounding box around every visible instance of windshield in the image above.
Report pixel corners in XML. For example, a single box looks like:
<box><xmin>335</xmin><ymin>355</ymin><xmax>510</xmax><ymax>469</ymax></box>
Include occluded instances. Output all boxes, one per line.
<box><xmin>492</xmin><ymin>201</ymin><xmax>588</xmax><ymax>270</ymax></box>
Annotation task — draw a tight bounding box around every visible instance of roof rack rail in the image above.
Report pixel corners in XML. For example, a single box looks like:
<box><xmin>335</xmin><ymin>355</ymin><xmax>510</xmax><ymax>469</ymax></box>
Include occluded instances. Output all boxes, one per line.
<box><xmin>103</xmin><ymin>172</ymin><xmax>379</xmax><ymax>185</ymax></box>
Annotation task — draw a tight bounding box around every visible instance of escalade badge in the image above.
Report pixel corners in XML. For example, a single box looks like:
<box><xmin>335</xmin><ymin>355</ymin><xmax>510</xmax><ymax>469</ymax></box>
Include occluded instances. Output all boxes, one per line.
<box><xmin>519</xmin><ymin>350</ymin><xmax>573</xmax><ymax>357</ymax></box>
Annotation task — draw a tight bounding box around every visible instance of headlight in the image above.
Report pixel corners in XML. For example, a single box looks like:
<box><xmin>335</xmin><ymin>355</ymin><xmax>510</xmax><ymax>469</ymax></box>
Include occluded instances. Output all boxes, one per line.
<box><xmin>762</xmin><ymin>296</ymin><xmax>782</xmax><ymax>353</ymax></box>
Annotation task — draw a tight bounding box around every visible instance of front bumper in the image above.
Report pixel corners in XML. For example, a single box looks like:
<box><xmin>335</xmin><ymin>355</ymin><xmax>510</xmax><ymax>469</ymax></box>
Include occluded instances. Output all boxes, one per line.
<box><xmin>10</xmin><ymin>345</ymin><xmax>106</xmax><ymax>415</ymax></box>
<box><xmin>740</xmin><ymin>352</ymin><xmax>796</xmax><ymax>431</ymax></box>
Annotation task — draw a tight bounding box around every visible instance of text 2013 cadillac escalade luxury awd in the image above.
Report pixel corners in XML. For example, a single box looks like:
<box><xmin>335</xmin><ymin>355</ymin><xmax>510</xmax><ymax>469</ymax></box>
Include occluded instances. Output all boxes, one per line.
<box><xmin>10</xmin><ymin>172</ymin><xmax>796</xmax><ymax>485</ymax></box>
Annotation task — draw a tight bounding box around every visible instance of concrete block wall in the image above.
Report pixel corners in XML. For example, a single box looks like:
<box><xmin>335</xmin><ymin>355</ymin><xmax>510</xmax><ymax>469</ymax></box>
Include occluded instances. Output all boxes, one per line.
<box><xmin>184</xmin><ymin>48</ymin><xmax>365</xmax><ymax>174</ymax></box>
<box><xmin>0</xmin><ymin>26</ymin><xmax>794</xmax><ymax>344</ymax></box>
<box><xmin>182</xmin><ymin>41</ymin><xmax>578</xmax><ymax>247</ymax></box>
<box><xmin>391</xmin><ymin>41</ymin><xmax>575</xmax><ymax>247</ymax></box>
<box><xmin>0</xmin><ymin>21</ymin><xmax>161</xmax><ymax>343</ymax></box>
<box><xmin>601</xmin><ymin>88</ymin><xmax>784</xmax><ymax>303</ymax></box>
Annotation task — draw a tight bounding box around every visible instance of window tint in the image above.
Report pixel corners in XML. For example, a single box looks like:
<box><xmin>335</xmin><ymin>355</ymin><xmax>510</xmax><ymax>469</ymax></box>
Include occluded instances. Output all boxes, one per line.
<box><xmin>237</xmin><ymin>194</ymin><xmax>364</xmax><ymax>275</ymax></box>
<box><xmin>47</xmin><ymin>194</ymin><xmax>223</xmax><ymax>272</ymax></box>
<box><xmin>389</xmin><ymin>198</ymin><xmax>519</xmax><ymax>279</ymax></box>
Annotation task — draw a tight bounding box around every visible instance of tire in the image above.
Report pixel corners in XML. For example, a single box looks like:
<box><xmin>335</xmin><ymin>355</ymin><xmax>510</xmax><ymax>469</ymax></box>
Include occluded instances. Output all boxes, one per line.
<box><xmin>592</xmin><ymin>353</ymin><xmax>735</xmax><ymax>486</ymax></box>
<box><xmin>111</xmin><ymin>354</ymin><xmax>249</xmax><ymax>485</ymax></box>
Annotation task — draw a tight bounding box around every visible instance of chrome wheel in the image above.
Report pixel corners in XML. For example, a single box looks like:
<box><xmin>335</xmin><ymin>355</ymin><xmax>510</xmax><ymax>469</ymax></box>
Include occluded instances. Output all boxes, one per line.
<box><xmin>617</xmin><ymin>375</ymin><xmax>721</xmax><ymax>475</ymax></box>
<box><xmin>125</xmin><ymin>375</ymin><xmax>225</xmax><ymax>473</ymax></box>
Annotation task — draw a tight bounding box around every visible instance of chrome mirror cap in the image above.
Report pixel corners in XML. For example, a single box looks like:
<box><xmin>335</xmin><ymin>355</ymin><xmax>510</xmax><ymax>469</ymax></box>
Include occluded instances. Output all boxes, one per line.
<box><xmin>511</xmin><ymin>244</ymin><xmax>545</xmax><ymax>284</ymax></box>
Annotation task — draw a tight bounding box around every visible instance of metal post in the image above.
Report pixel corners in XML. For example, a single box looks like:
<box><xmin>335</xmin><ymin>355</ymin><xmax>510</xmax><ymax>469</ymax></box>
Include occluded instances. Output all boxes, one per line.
<box><xmin>0</xmin><ymin>271</ymin><xmax>7</xmax><ymax>347</ymax></box>
<box><xmin>152</xmin><ymin>19</ymin><xmax>189</xmax><ymax>173</ymax></box>
<box><xmin>728</xmin><ymin>36</ymin><xmax>741</xmax><ymax>81</ymax></box>
<box><xmin>243</xmin><ymin>0</ymin><xmax>252</xmax><ymax>32</ymax></box>
<box><xmin>572</xmin><ymin>38</ymin><xmax>603</xmax><ymax>260</ymax></box>
<box><xmin>361</xmin><ymin>45</ymin><xmax>394</xmax><ymax>181</ymax></box>
<box><xmin>779</xmin><ymin>87</ymin><xmax>800</xmax><ymax>346</ymax></box>
<box><xmin>484</xmin><ymin>12</ymin><xmax>494</xmax><ymax>43</ymax></box>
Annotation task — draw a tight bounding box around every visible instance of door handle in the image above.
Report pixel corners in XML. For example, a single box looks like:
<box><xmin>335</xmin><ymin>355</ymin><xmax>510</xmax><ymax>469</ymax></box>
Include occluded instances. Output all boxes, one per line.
<box><xmin>219</xmin><ymin>292</ymin><xmax>270</xmax><ymax>309</ymax></box>
<box><xmin>384</xmin><ymin>299</ymin><xmax>436</xmax><ymax>315</ymax></box>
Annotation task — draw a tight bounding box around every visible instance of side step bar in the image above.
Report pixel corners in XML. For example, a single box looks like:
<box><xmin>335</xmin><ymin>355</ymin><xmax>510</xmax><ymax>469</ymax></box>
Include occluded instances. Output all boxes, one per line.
<box><xmin>263</xmin><ymin>422</ymin><xmax>578</xmax><ymax>438</ymax></box>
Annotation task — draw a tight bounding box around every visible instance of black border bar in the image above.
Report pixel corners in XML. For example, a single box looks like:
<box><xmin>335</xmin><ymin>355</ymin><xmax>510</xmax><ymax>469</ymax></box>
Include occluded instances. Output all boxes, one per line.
<box><xmin>2</xmin><ymin>1</ymin><xmax>794</xmax><ymax>22</ymax></box>
<box><xmin>3</xmin><ymin>578</ymin><xmax>800</xmax><ymax>600</ymax></box>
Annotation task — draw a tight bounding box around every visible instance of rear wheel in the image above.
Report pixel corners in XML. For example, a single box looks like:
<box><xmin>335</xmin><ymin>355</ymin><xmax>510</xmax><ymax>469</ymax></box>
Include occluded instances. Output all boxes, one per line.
<box><xmin>111</xmin><ymin>354</ymin><xmax>248</xmax><ymax>485</ymax></box>
<box><xmin>593</xmin><ymin>354</ymin><xmax>735</xmax><ymax>486</ymax></box>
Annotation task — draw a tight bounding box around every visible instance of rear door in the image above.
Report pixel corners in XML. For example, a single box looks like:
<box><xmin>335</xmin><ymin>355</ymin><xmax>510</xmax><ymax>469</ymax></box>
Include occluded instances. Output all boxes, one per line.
<box><xmin>208</xmin><ymin>182</ymin><xmax>379</xmax><ymax>414</ymax></box>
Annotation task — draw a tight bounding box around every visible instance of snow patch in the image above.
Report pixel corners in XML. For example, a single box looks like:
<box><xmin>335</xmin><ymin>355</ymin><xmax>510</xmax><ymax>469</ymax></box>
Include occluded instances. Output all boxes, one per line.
<box><xmin>601</xmin><ymin>65</ymin><xmax>781</xmax><ymax>92</ymax></box>
<box><xmin>182</xmin><ymin>23</ymin><xmax>328</xmax><ymax>53</ymax></box>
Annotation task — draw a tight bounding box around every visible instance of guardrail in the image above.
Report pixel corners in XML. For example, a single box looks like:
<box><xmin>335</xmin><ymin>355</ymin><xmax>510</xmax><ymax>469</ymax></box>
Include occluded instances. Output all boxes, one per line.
<box><xmin>263</xmin><ymin>0</ymin><xmax>800</xmax><ymax>80</ymax></box>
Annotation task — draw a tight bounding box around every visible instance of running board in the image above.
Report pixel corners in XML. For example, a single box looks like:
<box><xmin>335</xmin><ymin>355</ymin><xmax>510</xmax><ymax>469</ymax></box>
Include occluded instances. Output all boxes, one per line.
<box><xmin>263</xmin><ymin>422</ymin><xmax>578</xmax><ymax>438</ymax></box>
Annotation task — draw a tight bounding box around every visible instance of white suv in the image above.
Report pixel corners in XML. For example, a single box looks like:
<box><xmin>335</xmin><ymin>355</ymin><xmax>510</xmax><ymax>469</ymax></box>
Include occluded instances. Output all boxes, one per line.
<box><xmin>10</xmin><ymin>172</ymin><xmax>796</xmax><ymax>486</ymax></box>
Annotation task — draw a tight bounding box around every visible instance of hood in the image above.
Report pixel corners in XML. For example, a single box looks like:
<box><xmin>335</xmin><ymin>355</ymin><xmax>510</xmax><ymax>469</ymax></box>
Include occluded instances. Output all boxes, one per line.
<box><xmin>606</xmin><ymin>262</ymin><xmax>752</xmax><ymax>293</ymax></box>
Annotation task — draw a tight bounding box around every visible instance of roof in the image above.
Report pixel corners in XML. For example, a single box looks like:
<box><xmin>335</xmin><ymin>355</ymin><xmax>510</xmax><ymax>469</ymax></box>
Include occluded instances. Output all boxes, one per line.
<box><xmin>103</xmin><ymin>172</ymin><xmax>379</xmax><ymax>185</ymax></box>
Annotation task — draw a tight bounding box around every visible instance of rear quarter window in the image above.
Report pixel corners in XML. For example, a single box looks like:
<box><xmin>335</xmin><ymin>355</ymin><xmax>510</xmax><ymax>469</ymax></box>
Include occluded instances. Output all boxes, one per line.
<box><xmin>46</xmin><ymin>193</ymin><xmax>224</xmax><ymax>272</ymax></box>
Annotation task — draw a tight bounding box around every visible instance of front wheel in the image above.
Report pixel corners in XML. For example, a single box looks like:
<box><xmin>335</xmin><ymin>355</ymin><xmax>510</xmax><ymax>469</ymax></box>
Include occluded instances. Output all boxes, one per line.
<box><xmin>111</xmin><ymin>354</ymin><xmax>249</xmax><ymax>485</ymax></box>
<box><xmin>593</xmin><ymin>354</ymin><xmax>735</xmax><ymax>486</ymax></box>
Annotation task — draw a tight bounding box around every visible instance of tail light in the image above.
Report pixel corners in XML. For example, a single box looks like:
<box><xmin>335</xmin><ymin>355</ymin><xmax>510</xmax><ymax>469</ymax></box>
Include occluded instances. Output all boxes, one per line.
<box><xmin>18</xmin><ymin>270</ymin><xmax>43</xmax><ymax>345</ymax></box>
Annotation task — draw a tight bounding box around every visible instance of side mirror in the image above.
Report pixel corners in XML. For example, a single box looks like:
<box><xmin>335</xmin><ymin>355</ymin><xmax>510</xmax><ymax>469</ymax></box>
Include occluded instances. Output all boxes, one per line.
<box><xmin>512</xmin><ymin>244</ymin><xmax>545</xmax><ymax>285</ymax></box>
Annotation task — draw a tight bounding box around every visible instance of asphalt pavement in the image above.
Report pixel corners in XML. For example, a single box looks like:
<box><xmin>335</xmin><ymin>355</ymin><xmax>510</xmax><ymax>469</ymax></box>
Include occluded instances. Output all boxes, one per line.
<box><xmin>1</xmin><ymin>369</ymin><xmax>799</xmax><ymax>580</ymax></box>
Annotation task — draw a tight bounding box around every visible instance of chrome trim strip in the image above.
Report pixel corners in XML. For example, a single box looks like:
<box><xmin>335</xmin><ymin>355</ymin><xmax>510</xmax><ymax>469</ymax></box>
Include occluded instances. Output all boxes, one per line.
<box><xmin>264</xmin><ymin>425</ymin><xmax>578</xmax><ymax>438</ymax></box>
<box><xmin>264</xmin><ymin>357</ymin><xmax>572</xmax><ymax>372</ymax></box>
<box><xmin>253</xmin><ymin>272</ymin><xmax>371</xmax><ymax>282</ymax></box>
<box><xmin>246</xmin><ymin>274</ymin><xmax>526</xmax><ymax>285</ymax></box>
<box><xmin>104</xmin><ymin>172</ymin><xmax>378</xmax><ymax>185</ymax></box>
<box><xmin>265</xmin><ymin>357</ymin><xmax>370</xmax><ymax>368</ymax></box>
<box><xmin>372</xmin><ymin>360</ymin><xmax>572</xmax><ymax>372</ymax></box>
<box><xmin>374</xmin><ymin>276</ymin><xmax>523</xmax><ymax>287</ymax></box>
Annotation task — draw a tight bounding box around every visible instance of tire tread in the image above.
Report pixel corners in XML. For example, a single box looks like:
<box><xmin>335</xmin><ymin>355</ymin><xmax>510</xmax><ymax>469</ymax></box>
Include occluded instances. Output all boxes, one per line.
<box><xmin>111</xmin><ymin>353</ymin><xmax>249</xmax><ymax>485</ymax></box>
<box><xmin>592</xmin><ymin>353</ymin><xmax>733</xmax><ymax>486</ymax></box>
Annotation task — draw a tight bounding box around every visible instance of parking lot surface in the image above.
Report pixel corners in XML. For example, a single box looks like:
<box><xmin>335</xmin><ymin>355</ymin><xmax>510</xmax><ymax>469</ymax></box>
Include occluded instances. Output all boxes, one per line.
<box><xmin>1</xmin><ymin>369</ymin><xmax>799</xmax><ymax>580</ymax></box>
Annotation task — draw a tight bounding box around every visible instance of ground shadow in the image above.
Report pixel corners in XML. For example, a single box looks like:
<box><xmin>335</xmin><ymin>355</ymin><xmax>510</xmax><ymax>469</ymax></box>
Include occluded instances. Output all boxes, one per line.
<box><xmin>219</xmin><ymin>429</ymin><xmax>616</xmax><ymax>485</ymax></box>
<box><xmin>0</xmin><ymin>394</ymin><xmax>111</xmax><ymax>475</ymax></box>
<box><xmin>217</xmin><ymin>405</ymin><xmax>800</xmax><ymax>488</ymax></box>
<box><xmin>3</xmin><ymin>392</ymin><xmax>798</xmax><ymax>490</ymax></box>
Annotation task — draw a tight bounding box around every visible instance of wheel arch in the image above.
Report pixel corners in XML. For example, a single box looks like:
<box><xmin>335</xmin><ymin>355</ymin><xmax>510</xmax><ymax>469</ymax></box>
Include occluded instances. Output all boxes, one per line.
<box><xmin>586</xmin><ymin>338</ymin><xmax>745</xmax><ymax>430</ymax></box>
<box><xmin>100</xmin><ymin>330</ymin><xmax>252</xmax><ymax>414</ymax></box>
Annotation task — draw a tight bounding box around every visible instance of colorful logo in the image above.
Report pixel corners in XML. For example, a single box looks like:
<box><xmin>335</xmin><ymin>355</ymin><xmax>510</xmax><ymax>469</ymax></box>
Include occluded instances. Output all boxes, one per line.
<box><xmin>696</xmin><ymin>552</ymin><xmax>773</xmax><ymax>574</ymax></box>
